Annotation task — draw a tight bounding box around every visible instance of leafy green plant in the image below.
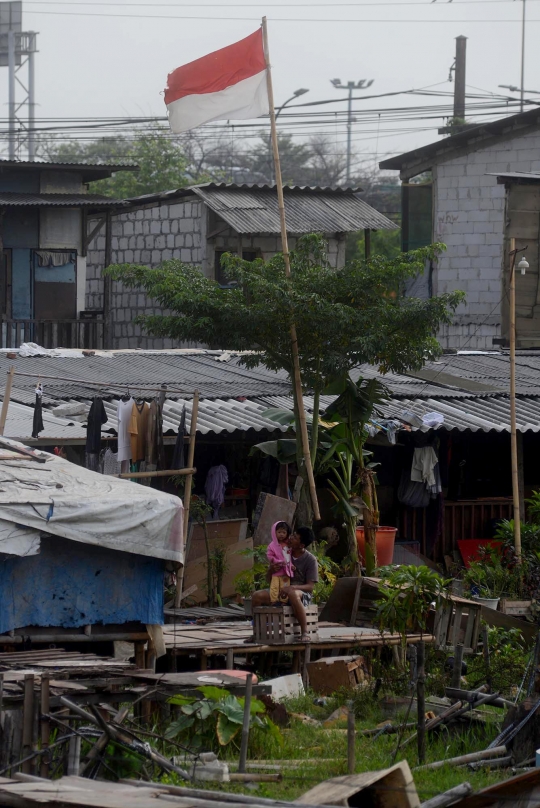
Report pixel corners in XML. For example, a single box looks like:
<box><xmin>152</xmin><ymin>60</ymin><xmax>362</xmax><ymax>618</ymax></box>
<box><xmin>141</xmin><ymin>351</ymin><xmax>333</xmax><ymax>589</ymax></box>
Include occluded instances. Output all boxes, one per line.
<box><xmin>309</xmin><ymin>540</ymin><xmax>339</xmax><ymax>603</ymax></box>
<box><xmin>466</xmin><ymin>626</ymin><xmax>529</xmax><ymax>696</ymax></box>
<box><xmin>377</xmin><ymin>565</ymin><xmax>449</xmax><ymax>647</ymax></box>
<box><xmin>320</xmin><ymin>376</ymin><xmax>389</xmax><ymax>573</ymax></box>
<box><xmin>209</xmin><ymin>543</ymin><xmax>228</xmax><ymax>606</ymax></box>
<box><xmin>462</xmin><ymin>547</ymin><xmax>525</xmax><ymax>600</ymax></box>
<box><xmin>234</xmin><ymin>545</ymin><xmax>269</xmax><ymax>599</ymax></box>
<box><xmin>165</xmin><ymin>686</ymin><xmax>277</xmax><ymax>752</ymax></box>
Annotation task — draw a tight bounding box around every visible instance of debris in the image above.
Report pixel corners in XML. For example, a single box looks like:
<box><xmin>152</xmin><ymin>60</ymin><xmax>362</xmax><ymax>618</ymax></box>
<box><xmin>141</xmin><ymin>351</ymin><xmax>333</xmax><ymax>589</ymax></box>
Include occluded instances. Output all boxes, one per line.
<box><xmin>414</xmin><ymin>744</ymin><xmax>507</xmax><ymax>772</ymax></box>
<box><xmin>323</xmin><ymin>705</ymin><xmax>349</xmax><ymax>728</ymax></box>
<box><xmin>296</xmin><ymin>761</ymin><xmax>420</xmax><ymax>808</ymax></box>
<box><xmin>419</xmin><ymin>782</ymin><xmax>472</xmax><ymax>808</ymax></box>
<box><xmin>264</xmin><ymin>673</ymin><xmax>304</xmax><ymax>701</ymax></box>
<box><xmin>290</xmin><ymin>713</ymin><xmax>321</xmax><ymax>726</ymax></box>
<box><xmin>307</xmin><ymin>655</ymin><xmax>370</xmax><ymax>696</ymax></box>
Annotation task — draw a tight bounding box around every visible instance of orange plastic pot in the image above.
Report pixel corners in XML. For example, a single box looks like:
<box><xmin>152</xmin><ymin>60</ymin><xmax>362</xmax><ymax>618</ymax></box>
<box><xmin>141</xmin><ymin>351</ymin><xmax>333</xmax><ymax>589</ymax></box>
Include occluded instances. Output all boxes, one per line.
<box><xmin>356</xmin><ymin>526</ymin><xmax>397</xmax><ymax>567</ymax></box>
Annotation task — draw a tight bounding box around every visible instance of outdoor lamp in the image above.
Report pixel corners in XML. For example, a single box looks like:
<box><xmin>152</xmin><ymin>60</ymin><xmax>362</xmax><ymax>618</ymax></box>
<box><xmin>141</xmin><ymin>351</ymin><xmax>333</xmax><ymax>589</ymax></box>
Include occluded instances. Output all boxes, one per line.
<box><xmin>293</xmin><ymin>88</ymin><xmax>309</xmax><ymax>97</ymax></box>
<box><xmin>518</xmin><ymin>256</ymin><xmax>529</xmax><ymax>275</ymax></box>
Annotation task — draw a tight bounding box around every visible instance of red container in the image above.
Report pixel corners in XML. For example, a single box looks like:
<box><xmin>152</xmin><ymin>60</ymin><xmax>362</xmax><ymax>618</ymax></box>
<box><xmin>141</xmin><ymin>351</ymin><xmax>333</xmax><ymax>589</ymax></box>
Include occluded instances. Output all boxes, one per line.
<box><xmin>356</xmin><ymin>526</ymin><xmax>397</xmax><ymax>567</ymax></box>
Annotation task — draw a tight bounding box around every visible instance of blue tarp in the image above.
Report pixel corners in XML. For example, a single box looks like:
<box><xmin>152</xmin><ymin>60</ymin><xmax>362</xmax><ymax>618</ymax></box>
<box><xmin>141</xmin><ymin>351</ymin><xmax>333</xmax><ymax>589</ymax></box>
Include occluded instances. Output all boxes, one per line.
<box><xmin>0</xmin><ymin>535</ymin><xmax>164</xmax><ymax>633</ymax></box>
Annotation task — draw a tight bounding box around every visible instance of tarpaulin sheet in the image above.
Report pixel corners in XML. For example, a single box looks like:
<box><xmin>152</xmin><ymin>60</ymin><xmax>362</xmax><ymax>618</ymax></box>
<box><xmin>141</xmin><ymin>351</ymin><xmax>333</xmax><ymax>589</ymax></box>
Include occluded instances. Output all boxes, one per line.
<box><xmin>0</xmin><ymin>535</ymin><xmax>163</xmax><ymax>632</ymax></box>
<box><xmin>0</xmin><ymin>439</ymin><xmax>183</xmax><ymax>563</ymax></box>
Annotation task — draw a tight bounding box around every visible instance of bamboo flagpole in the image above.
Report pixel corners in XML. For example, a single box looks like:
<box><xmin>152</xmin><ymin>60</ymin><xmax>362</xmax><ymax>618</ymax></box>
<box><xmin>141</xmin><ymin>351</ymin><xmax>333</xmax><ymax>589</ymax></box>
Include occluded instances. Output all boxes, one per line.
<box><xmin>261</xmin><ymin>17</ymin><xmax>320</xmax><ymax>521</ymax></box>
<box><xmin>509</xmin><ymin>238</ymin><xmax>522</xmax><ymax>560</ymax></box>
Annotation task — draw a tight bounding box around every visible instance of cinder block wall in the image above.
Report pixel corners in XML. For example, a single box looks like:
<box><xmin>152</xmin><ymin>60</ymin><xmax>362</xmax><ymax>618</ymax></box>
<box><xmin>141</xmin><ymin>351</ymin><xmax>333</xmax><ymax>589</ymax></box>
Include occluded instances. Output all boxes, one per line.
<box><xmin>432</xmin><ymin>130</ymin><xmax>540</xmax><ymax>350</ymax></box>
<box><xmin>87</xmin><ymin>200</ymin><xmax>203</xmax><ymax>349</ymax></box>
<box><xmin>87</xmin><ymin>197</ymin><xmax>346</xmax><ymax>349</ymax></box>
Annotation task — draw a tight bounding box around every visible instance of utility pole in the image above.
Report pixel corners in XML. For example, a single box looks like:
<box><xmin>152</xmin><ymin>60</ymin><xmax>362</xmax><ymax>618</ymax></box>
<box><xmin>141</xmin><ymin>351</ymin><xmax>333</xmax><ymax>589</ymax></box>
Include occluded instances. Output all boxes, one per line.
<box><xmin>331</xmin><ymin>78</ymin><xmax>373</xmax><ymax>185</ymax></box>
<box><xmin>453</xmin><ymin>36</ymin><xmax>467</xmax><ymax>121</ymax></box>
<box><xmin>521</xmin><ymin>0</ymin><xmax>526</xmax><ymax>112</ymax></box>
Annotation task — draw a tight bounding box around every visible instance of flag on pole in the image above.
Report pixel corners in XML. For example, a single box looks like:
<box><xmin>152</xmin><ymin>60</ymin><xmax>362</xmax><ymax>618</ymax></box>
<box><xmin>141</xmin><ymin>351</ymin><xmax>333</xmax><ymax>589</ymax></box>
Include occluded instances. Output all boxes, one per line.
<box><xmin>165</xmin><ymin>29</ymin><xmax>269</xmax><ymax>133</ymax></box>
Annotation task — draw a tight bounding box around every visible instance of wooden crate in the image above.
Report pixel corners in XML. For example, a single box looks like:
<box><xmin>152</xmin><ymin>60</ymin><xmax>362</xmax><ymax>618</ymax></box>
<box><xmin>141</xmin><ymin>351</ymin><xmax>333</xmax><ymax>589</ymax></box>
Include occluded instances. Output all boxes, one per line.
<box><xmin>253</xmin><ymin>605</ymin><xmax>318</xmax><ymax>644</ymax></box>
<box><xmin>307</xmin><ymin>655</ymin><xmax>371</xmax><ymax>695</ymax></box>
<box><xmin>433</xmin><ymin>596</ymin><xmax>481</xmax><ymax>653</ymax></box>
<box><xmin>499</xmin><ymin>599</ymin><xmax>532</xmax><ymax>617</ymax></box>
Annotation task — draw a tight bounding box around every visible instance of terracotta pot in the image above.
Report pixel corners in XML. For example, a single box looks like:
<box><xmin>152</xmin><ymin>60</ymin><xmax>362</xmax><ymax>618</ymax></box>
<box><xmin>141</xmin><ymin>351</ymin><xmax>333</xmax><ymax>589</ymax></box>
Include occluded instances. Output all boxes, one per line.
<box><xmin>356</xmin><ymin>526</ymin><xmax>397</xmax><ymax>567</ymax></box>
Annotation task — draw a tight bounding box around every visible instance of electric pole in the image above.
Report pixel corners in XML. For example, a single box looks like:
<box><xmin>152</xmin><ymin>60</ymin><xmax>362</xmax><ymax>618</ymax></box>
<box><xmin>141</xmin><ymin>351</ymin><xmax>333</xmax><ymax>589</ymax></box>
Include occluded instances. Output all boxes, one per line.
<box><xmin>453</xmin><ymin>36</ymin><xmax>467</xmax><ymax>121</ymax></box>
<box><xmin>330</xmin><ymin>78</ymin><xmax>374</xmax><ymax>185</ymax></box>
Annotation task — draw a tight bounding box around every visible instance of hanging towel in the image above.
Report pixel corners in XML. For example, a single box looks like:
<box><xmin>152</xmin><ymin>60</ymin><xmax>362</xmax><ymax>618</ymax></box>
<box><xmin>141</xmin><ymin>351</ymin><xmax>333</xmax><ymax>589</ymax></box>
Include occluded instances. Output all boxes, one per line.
<box><xmin>411</xmin><ymin>446</ymin><xmax>438</xmax><ymax>489</ymax></box>
<box><xmin>117</xmin><ymin>398</ymin><xmax>134</xmax><ymax>462</ymax></box>
<box><xmin>31</xmin><ymin>384</ymin><xmax>44</xmax><ymax>439</ymax></box>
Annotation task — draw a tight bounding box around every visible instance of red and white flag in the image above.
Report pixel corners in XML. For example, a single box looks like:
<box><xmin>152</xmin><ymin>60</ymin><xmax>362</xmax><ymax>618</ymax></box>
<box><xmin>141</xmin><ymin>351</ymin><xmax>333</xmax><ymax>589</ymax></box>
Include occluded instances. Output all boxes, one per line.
<box><xmin>165</xmin><ymin>29</ymin><xmax>269</xmax><ymax>133</ymax></box>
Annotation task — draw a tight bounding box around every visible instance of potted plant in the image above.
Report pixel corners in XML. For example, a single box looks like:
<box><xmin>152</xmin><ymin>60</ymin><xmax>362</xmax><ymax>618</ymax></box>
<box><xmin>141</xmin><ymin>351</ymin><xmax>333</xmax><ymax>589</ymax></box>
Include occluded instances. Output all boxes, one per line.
<box><xmin>462</xmin><ymin>547</ymin><xmax>523</xmax><ymax>610</ymax></box>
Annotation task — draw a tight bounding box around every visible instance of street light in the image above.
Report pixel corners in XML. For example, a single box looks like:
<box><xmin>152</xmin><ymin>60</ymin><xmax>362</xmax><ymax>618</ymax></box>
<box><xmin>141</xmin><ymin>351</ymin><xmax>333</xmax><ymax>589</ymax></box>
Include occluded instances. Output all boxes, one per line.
<box><xmin>268</xmin><ymin>88</ymin><xmax>309</xmax><ymax>184</ymax></box>
<box><xmin>509</xmin><ymin>241</ymin><xmax>529</xmax><ymax>560</ymax></box>
<box><xmin>330</xmin><ymin>78</ymin><xmax>374</xmax><ymax>185</ymax></box>
<box><xmin>275</xmin><ymin>87</ymin><xmax>309</xmax><ymax>121</ymax></box>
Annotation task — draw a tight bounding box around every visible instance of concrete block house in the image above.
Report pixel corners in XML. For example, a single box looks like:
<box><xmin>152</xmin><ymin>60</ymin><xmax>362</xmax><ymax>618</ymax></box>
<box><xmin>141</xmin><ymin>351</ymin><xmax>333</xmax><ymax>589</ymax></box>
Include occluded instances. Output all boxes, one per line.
<box><xmin>86</xmin><ymin>182</ymin><xmax>396</xmax><ymax>349</ymax></box>
<box><xmin>0</xmin><ymin>159</ymin><xmax>134</xmax><ymax>349</ymax></box>
<box><xmin>380</xmin><ymin>106</ymin><xmax>540</xmax><ymax>350</ymax></box>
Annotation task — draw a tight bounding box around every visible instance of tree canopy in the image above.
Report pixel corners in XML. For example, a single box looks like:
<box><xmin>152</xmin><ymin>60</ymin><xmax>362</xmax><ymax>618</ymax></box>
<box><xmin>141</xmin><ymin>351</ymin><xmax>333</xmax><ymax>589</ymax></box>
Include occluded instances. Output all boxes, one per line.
<box><xmin>106</xmin><ymin>234</ymin><xmax>463</xmax><ymax>394</ymax></box>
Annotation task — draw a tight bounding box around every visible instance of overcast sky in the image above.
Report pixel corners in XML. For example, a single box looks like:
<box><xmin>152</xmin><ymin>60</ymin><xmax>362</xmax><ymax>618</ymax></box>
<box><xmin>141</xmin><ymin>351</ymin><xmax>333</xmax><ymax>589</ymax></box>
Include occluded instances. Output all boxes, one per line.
<box><xmin>9</xmin><ymin>0</ymin><xmax>538</xmax><ymax>173</ymax></box>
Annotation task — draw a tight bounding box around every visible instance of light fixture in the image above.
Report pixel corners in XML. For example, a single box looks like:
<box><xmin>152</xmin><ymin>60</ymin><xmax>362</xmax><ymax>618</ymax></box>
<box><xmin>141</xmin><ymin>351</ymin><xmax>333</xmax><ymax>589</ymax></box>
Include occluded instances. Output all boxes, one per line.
<box><xmin>293</xmin><ymin>88</ymin><xmax>309</xmax><ymax>97</ymax></box>
<box><xmin>331</xmin><ymin>78</ymin><xmax>341</xmax><ymax>87</ymax></box>
<box><xmin>518</xmin><ymin>256</ymin><xmax>529</xmax><ymax>275</ymax></box>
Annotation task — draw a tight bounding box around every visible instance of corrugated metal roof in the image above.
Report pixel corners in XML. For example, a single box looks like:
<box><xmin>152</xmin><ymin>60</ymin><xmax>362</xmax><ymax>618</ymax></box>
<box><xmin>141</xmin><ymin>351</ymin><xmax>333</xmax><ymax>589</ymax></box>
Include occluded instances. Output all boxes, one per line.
<box><xmin>2</xmin><ymin>349</ymin><xmax>540</xmax><ymax>440</ymax></box>
<box><xmin>192</xmin><ymin>185</ymin><xmax>397</xmax><ymax>234</ymax></box>
<box><xmin>491</xmin><ymin>172</ymin><xmax>540</xmax><ymax>183</ymax></box>
<box><xmin>0</xmin><ymin>193</ymin><xmax>130</xmax><ymax>208</ymax></box>
<box><xmin>0</xmin><ymin>400</ymin><xmax>90</xmax><ymax>443</ymax></box>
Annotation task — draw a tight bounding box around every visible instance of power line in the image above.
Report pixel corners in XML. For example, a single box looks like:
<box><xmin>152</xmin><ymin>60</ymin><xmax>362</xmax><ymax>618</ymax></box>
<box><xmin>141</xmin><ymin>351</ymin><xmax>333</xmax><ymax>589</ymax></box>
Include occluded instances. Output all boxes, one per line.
<box><xmin>22</xmin><ymin>9</ymin><xmax>540</xmax><ymax>21</ymax></box>
<box><xmin>22</xmin><ymin>0</ymin><xmax>540</xmax><ymax>5</ymax></box>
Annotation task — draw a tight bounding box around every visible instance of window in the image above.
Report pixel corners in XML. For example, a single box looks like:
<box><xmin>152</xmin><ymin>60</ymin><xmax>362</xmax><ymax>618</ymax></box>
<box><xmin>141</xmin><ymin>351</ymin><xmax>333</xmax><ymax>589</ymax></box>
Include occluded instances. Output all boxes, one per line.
<box><xmin>215</xmin><ymin>250</ymin><xmax>259</xmax><ymax>286</ymax></box>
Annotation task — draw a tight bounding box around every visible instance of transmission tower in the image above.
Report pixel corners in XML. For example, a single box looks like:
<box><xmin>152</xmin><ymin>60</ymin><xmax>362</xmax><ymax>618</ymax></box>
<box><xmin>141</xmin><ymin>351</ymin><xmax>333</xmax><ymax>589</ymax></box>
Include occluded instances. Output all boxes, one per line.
<box><xmin>0</xmin><ymin>2</ymin><xmax>38</xmax><ymax>160</ymax></box>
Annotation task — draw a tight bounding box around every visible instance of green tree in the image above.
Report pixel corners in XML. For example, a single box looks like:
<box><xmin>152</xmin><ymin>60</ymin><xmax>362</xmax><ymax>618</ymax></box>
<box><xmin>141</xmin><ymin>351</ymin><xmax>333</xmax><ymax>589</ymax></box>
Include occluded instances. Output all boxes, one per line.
<box><xmin>40</xmin><ymin>127</ymin><xmax>196</xmax><ymax>198</ymax></box>
<box><xmin>106</xmin><ymin>234</ymin><xmax>464</xmax><ymax>523</ymax></box>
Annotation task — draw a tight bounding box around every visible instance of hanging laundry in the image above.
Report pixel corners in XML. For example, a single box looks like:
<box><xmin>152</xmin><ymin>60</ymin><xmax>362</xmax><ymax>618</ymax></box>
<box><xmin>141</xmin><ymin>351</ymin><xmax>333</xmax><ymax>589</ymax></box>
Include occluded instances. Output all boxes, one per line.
<box><xmin>31</xmin><ymin>384</ymin><xmax>44</xmax><ymax>439</ymax></box>
<box><xmin>117</xmin><ymin>397</ymin><xmax>134</xmax><ymax>463</ymax></box>
<box><xmin>411</xmin><ymin>446</ymin><xmax>439</xmax><ymax>489</ymax></box>
<box><xmin>102</xmin><ymin>448</ymin><xmax>120</xmax><ymax>476</ymax></box>
<box><xmin>172</xmin><ymin>405</ymin><xmax>187</xmax><ymax>470</ymax></box>
<box><xmin>86</xmin><ymin>397</ymin><xmax>108</xmax><ymax>454</ymax></box>
<box><xmin>205</xmin><ymin>464</ymin><xmax>229</xmax><ymax>518</ymax></box>
<box><xmin>129</xmin><ymin>400</ymin><xmax>150</xmax><ymax>463</ymax></box>
<box><xmin>146</xmin><ymin>398</ymin><xmax>165</xmax><ymax>470</ymax></box>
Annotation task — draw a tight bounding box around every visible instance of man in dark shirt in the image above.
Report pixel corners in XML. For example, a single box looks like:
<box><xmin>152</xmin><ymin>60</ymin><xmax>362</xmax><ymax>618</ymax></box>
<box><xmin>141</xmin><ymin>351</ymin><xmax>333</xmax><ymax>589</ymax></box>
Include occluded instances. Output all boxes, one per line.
<box><xmin>252</xmin><ymin>526</ymin><xmax>318</xmax><ymax>641</ymax></box>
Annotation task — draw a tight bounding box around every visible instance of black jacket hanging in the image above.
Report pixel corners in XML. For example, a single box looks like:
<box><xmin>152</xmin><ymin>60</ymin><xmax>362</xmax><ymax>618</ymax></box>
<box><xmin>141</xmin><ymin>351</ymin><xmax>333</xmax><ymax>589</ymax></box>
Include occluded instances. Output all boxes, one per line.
<box><xmin>86</xmin><ymin>397</ymin><xmax>108</xmax><ymax>454</ymax></box>
<box><xmin>172</xmin><ymin>404</ymin><xmax>186</xmax><ymax>470</ymax></box>
<box><xmin>32</xmin><ymin>384</ymin><xmax>44</xmax><ymax>439</ymax></box>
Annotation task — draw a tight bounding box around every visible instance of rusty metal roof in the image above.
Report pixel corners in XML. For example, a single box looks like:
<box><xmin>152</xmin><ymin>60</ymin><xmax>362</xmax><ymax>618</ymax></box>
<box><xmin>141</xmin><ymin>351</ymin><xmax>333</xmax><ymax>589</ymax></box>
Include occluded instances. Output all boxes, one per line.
<box><xmin>0</xmin><ymin>193</ymin><xmax>130</xmax><ymax>208</ymax></box>
<box><xmin>191</xmin><ymin>184</ymin><xmax>397</xmax><ymax>234</ymax></box>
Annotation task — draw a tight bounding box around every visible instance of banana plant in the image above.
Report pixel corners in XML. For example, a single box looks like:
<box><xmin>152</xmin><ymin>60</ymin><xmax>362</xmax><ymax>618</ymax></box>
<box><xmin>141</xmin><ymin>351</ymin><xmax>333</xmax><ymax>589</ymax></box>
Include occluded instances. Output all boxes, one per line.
<box><xmin>320</xmin><ymin>376</ymin><xmax>389</xmax><ymax>573</ymax></box>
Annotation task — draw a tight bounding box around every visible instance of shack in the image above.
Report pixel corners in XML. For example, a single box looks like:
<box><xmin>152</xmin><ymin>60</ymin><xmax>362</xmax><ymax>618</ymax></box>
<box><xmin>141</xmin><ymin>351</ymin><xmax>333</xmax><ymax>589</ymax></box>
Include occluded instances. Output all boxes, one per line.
<box><xmin>0</xmin><ymin>438</ymin><xmax>183</xmax><ymax>640</ymax></box>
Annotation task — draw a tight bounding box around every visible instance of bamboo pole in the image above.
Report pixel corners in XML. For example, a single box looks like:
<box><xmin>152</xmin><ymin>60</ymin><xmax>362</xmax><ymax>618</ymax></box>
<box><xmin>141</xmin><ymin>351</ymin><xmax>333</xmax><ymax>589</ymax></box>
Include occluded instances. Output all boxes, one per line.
<box><xmin>261</xmin><ymin>17</ymin><xmax>320</xmax><ymax>521</ymax></box>
<box><xmin>0</xmin><ymin>366</ymin><xmax>15</xmax><ymax>436</ymax></box>
<box><xmin>39</xmin><ymin>676</ymin><xmax>50</xmax><ymax>779</ymax></box>
<box><xmin>509</xmin><ymin>238</ymin><xmax>521</xmax><ymax>559</ymax></box>
<box><xmin>347</xmin><ymin>707</ymin><xmax>355</xmax><ymax>774</ymax></box>
<box><xmin>115</xmin><ymin>467</ymin><xmax>195</xmax><ymax>480</ymax></box>
<box><xmin>238</xmin><ymin>673</ymin><xmax>253</xmax><ymax>773</ymax></box>
<box><xmin>175</xmin><ymin>390</ymin><xmax>199</xmax><ymax>608</ymax></box>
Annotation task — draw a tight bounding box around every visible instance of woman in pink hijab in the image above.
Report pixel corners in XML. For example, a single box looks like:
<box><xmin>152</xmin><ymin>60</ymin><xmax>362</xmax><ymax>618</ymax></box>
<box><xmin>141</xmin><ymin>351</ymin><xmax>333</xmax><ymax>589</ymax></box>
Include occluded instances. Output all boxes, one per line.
<box><xmin>267</xmin><ymin>521</ymin><xmax>294</xmax><ymax>604</ymax></box>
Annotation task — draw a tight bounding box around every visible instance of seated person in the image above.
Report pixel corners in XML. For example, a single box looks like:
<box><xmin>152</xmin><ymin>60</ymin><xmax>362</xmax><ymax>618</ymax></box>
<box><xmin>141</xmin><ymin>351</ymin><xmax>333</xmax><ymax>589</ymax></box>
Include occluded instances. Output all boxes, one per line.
<box><xmin>252</xmin><ymin>526</ymin><xmax>318</xmax><ymax>642</ymax></box>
